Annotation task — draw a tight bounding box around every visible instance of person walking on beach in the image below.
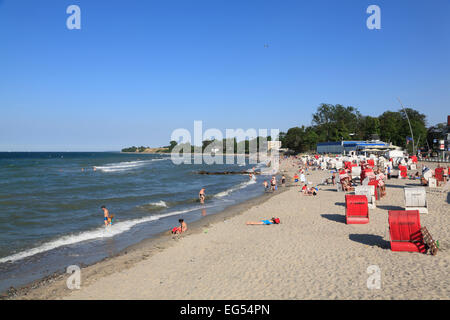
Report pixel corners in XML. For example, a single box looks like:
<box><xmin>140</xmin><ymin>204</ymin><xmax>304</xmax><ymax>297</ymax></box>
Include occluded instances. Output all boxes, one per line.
<box><xmin>300</xmin><ymin>172</ymin><xmax>306</xmax><ymax>184</ymax></box>
<box><xmin>199</xmin><ymin>188</ymin><xmax>206</xmax><ymax>204</ymax></box>
<box><xmin>332</xmin><ymin>172</ymin><xmax>336</xmax><ymax>185</ymax></box>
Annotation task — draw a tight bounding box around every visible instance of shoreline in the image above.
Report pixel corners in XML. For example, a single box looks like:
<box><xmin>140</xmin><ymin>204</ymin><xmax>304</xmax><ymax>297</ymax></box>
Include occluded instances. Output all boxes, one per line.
<box><xmin>4</xmin><ymin>173</ymin><xmax>291</xmax><ymax>300</ymax></box>
<box><xmin>6</xmin><ymin>160</ymin><xmax>449</xmax><ymax>300</ymax></box>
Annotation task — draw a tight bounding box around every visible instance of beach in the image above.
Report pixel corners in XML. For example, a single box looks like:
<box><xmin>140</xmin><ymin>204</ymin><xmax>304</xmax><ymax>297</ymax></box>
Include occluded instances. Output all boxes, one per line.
<box><xmin>9</xmin><ymin>159</ymin><xmax>449</xmax><ymax>300</ymax></box>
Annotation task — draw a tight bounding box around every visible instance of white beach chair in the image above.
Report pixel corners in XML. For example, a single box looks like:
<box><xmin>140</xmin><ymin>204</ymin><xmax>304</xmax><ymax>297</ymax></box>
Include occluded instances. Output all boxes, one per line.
<box><xmin>355</xmin><ymin>185</ymin><xmax>376</xmax><ymax>209</ymax></box>
<box><xmin>362</xmin><ymin>177</ymin><xmax>370</xmax><ymax>186</ymax></box>
<box><xmin>423</xmin><ymin>169</ymin><xmax>433</xmax><ymax>181</ymax></box>
<box><xmin>351</xmin><ymin>166</ymin><xmax>361</xmax><ymax>180</ymax></box>
<box><xmin>428</xmin><ymin>177</ymin><xmax>437</xmax><ymax>188</ymax></box>
<box><xmin>404</xmin><ymin>187</ymin><xmax>428</xmax><ymax>214</ymax></box>
<box><xmin>390</xmin><ymin>169</ymin><xmax>399</xmax><ymax>178</ymax></box>
<box><xmin>427</xmin><ymin>179</ymin><xmax>450</xmax><ymax>194</ymax></box>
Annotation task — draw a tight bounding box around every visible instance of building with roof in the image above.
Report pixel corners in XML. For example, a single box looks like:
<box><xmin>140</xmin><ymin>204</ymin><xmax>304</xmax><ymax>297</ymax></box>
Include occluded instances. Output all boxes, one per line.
<box><xmin>316</xmin><ymin>140</ymin><xmax>398</xmax><ymax>155</ymax></box>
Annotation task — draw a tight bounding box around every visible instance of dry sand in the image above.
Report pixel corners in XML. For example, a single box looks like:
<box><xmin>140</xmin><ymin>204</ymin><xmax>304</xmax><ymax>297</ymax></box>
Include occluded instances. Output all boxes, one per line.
<box><xmin>12</xmin><ymin>160</ymin><xmax>450</xmax><ymax>300</ymax></box>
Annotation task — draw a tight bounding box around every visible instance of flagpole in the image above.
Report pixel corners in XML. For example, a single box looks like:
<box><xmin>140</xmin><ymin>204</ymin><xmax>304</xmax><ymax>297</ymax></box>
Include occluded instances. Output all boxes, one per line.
<box><xmin>397</xmin><ymin>98</ymin><xmax>415</xmax><ymax>155</ymax></box>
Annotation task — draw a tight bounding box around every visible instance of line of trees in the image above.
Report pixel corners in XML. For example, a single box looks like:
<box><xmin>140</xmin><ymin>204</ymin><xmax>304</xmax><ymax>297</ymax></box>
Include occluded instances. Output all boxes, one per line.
<box><xmin>170</xmin><ymin>136</ymin><xmax>273</xmax><ymax>154</ymax></box>
<box><xmin>121</xmin><ymin>146</ymin><xmax>149</xmax><ymax>153</ymax></box>
<box><xmin>122</xmin><ymin>104</ymin><xmax>446</xmax><ymax>155</ymax></box>
<box><xmin>280</xmin><ymin>103</ymin><xmax>445</xmax><ymax>154</ymax></box>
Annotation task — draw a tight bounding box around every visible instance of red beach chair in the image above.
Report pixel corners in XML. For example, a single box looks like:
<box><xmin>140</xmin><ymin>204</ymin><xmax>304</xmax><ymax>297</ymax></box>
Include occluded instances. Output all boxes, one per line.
<box><xmin>435</xmin><ymin>167</ymin><xmax>444</xmax><ymax>182</ymax></box>
<box><xmin>368</xmin><ymin>179</ymin><xmax>380</xmax><ymax>200</ymax></box>
<box><xmin>388</xmin><ymin>210</ymin><xmax>426</xmax><ymax>253</ymax></box>
<box><xmin>398</xmin><ymin>165</ymin><xmax>408</xmax><ymax>178</ymax></box>
<box><xmin>367</xmin><ymin>159</ymin><xmax>375</xmax><ymax>167</ymax></box>
<box><xmin>345</xmin><ymin>195</ymin><xmax>369</xmax><ymax>224</ymax></box>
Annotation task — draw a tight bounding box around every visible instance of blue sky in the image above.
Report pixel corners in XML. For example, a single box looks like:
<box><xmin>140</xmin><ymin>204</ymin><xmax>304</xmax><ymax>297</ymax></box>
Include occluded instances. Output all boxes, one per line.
<box><xmin>0</xmin><ymin>0</ymin><xmax>449</xmax><ymax>151</ymax></box>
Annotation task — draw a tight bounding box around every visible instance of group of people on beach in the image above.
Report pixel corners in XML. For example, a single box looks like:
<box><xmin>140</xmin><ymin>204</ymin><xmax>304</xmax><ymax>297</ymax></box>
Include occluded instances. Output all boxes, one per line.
<box><xmin>262</xmin><ymin>175</ymin><xmax>285</xmax><ymax>192</ymax></box>
<box><xmin>101</xmin><ymin>164</ymin><xmax>287</xmax><ymax>234</ymax></box>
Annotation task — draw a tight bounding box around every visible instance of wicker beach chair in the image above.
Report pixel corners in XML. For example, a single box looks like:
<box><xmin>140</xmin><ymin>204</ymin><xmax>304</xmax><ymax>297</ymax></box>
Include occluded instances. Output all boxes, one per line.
<box><xmin>388</xmin><ymin>210</ymin><xmax>426</xmax><ymax>253</ymax></box>
<box><xmin>345</xmin><ymin>194</ymin><xmax>369</xmax><ymax>224</ymax></box>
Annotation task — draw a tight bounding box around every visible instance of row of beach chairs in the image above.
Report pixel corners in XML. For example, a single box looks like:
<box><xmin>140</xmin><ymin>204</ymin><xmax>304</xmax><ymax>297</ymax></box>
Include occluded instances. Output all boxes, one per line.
<box><xmin>344</xmin><ymin>187</ymin><xmax>438</xmax><ymax>255</ymax></box>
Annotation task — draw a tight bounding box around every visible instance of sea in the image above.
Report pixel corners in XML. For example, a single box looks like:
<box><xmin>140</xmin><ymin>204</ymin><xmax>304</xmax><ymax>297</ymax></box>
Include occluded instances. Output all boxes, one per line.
<box><xmin>0</xmin><ymin>152</ymin><xmax>270</xmax><ymax>292</ymax></box>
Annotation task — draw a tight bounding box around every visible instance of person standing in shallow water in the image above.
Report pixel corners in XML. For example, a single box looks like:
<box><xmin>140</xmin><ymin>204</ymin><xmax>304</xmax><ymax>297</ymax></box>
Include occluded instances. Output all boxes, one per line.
<box><xmin>101</xmin><ymin>205</ymin><xmax>110</xmax><ymax>227</ymax></box>
<box><xmin>263</xmin><ymin>180</ymin><xmax>269</xmax><ymax>192</ymax></box>
<box><xmin>199</xmin><ymin>188</ymin><xmax>206</xmax><ymax>204</ymax></box>
<box><xmin>271</xmin><ymin>176</ymin><xmax>277</xmax><ymax>191</ymax></box>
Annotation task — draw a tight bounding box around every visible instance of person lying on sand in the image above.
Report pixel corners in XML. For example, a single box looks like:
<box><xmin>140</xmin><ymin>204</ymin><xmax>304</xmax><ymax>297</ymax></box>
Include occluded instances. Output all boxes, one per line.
<box><xmin>246</xmin><ymin>217</ymin><xmax>280</xmax><ymax>225</ymax></box>
<box><xmin>306</xmin><ymin>186</ymin><xmax>318</xmax><ymax>196</ymax></box>
<box><xmin>171</xmin><ymin>219</ymin><xmax>188</xmax><ymax>234</ymax></box>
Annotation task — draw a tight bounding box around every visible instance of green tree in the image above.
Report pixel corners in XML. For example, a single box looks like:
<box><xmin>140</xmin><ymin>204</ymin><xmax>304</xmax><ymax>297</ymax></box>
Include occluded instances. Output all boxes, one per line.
<box><xmin>359</xmin><ymin>116</ymin><xmax>380</xmax><ymax>140</ymax></box>
<box><xmin>378</xmin><ymin>111</ymin><xmax>403</xmax><ymax>146</ymax></box>
<box><xmin>312</xmin><ymin>103</ymin><xmax>361</xmax><ymax>141</ymax></box>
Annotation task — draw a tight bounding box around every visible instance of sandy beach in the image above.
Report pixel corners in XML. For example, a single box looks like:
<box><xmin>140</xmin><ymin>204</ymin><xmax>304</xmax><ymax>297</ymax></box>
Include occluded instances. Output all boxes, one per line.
<box><xmin>9</xmin><ymin>159</ymin><xmax>450</xmax><ymax>300</ymax></box>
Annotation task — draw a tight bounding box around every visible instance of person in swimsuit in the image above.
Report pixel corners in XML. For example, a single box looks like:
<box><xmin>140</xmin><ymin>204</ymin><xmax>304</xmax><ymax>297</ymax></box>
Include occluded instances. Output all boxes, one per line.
<box><xmin>101</xmin><ymin>205</ymin><xmax>110</xmax><ymax>227</ymax></box>
<box><xmin>271</xmin><ymin>176</ymin><xmax>277</xmax><ymax>191</ymax></box>
<box><xmin>199</xmin><ymin>188</ymin><xmax>206</xmax><ymax>204</ymax></box>
<box><xmin>281</xmin><ymin>175</ymin><xmax>286</xmax><ymax>186</ymax></box>
<box><xmin>172</xmin><ymin>219</ymin><xmax>188</xmax><ymax>234</ymax></box>
<box><xmin>246</xmin><ymin>217</ymin><xmax>279</xmax><ymax>225</ymax></box>
<box><xmin>301</xmin><ymin>184</ymin><xmax>308</xmax><ymax>194</ymax></box>
<box><xmin>263</xmin><ymin>180</ymin><xmax>269</xmax><ymax>192</ymax></box>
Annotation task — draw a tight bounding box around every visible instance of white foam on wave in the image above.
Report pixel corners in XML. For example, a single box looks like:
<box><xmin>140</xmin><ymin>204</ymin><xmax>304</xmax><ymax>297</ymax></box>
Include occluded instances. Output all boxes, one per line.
<box><xmin>140</xmin><ymin>200</ymin><xmax>168</xmax><ymax>209</ymax></box>
<box><xmin>95</xmin><ymin>159</ymin><xmax>167</xmax><ymax>173</ymax></box>
<box><xmin>215</xmin><ymin>179</ymin><xmax>257</xmax><ymax>198</ymax></box>
<box><xmin>0</xmin><ymin>205</ymin><xmax>205</xmax><ymax>264</ymax></box>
